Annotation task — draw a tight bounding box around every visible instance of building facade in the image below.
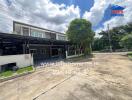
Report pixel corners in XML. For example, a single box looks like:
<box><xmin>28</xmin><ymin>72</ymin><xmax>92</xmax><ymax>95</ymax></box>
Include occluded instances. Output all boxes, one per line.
<box><xmin>13</xmin><ymin>21</ymin><xmax>67</xmax><ymax>41</ymax></box>
<box><xmin>0</xmin><ymin>21</ymin><xmax>83</xmax><ymax>71</ymax></box>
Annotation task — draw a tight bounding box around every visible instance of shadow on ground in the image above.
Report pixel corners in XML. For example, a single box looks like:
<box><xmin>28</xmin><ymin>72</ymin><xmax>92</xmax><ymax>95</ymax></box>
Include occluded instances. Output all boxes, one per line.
<box><xmin>65</xmin><ymin>83</ymin><xmax>132</xmax><ymax>100</ymax></box>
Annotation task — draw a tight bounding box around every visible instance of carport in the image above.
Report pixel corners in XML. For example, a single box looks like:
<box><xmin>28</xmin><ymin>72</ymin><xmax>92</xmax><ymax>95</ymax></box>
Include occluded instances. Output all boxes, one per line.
<box><xmin>0</xmin><ymin>32</ymin><xmax>71</xmax><ymax>65</ymax></box>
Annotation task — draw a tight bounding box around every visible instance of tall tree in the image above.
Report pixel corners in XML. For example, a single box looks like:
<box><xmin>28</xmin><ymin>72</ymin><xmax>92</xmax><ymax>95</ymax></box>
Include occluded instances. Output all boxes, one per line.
<box><xmin>120</xmin><ymin>33</ymin><xmax>132</xmax><ymax>50</ymax></box>
<box><xmin>92</xmin><ymin>38</ymin><xmax>104</xmax><ymax>51</ymax></box>
<box><xmin>99</xmin><ymin>29</ymin><xmax>123</xmax><ymax>51</ymax></box>
<box><xmin>98</xmin><ymin>22</ymin><xmax>132</xmax><ymax>51</ymax></box>
<box><xmin>66</xmin><ymin>19</ymin><xmax>95</xmax><ymax>55</ymax></box>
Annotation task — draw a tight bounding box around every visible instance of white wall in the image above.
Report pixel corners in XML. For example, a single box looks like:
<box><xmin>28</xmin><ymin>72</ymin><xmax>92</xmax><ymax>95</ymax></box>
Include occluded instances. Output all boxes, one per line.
<box><xmin>66</xmin><ymin>51</ymin><xmax>83</xmax><ymax>59</ymax></box>
<box><xmin>0</xmin><ymin>54</ymin><xmax>33</xmax><ymax>68</ymax></box>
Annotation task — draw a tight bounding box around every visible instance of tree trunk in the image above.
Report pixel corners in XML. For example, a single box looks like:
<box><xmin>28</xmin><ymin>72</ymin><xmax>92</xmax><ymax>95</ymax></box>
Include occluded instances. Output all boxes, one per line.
<box><xmin>84</xmin><ymin>44</ymin><xmax>92</xmax><ymax>56</ymax></box>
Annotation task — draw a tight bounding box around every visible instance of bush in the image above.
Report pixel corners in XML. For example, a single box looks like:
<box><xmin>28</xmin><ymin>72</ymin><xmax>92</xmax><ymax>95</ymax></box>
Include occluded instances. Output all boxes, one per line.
<box><xmin>127</xmin><ymin>52</ymin><xmax>132</xmax><ymax>55</ymax></box>
<box><xmin>84</xmin><ymin>47</ymin><xmax>92</xmax><ymax>55</ymax></box>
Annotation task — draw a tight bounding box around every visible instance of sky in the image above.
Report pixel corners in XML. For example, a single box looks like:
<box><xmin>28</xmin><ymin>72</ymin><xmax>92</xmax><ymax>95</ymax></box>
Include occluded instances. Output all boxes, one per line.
<box><xmin>0</xmin><ymin>0</ymin><xmax>132</xmax><ymax>36</ymax></box>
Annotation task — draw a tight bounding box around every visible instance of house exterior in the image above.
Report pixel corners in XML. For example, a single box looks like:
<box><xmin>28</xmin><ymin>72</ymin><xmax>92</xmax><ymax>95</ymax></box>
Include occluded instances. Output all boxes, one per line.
<box><xmin>0</xmin><ymin>21</ymin><xmax>83</xmax><ymax>72</ymax></box>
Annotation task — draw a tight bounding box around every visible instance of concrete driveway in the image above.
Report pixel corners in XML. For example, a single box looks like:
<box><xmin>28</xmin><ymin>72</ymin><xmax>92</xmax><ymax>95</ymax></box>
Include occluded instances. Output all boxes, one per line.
<box><xmin>0</xmin><ymin>53</ymin><xmax>132</xmax><ymax>100</ymax></box>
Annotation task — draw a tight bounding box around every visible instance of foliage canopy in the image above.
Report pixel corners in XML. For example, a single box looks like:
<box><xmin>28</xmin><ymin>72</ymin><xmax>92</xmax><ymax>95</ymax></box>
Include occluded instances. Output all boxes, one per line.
<box><xmin>66</xmin><ymin>19</ymin><xmax>95</xmax><ymax>55</ymax></box>
<box><xmin>93</xmin><ymin>22</ymin><xmax>132</xmax><ymax>51</ymax></box>
<box><xmin>120</xmin><ymin>33</ymin><xmax>132</xmax><ymax>49</ymax></box>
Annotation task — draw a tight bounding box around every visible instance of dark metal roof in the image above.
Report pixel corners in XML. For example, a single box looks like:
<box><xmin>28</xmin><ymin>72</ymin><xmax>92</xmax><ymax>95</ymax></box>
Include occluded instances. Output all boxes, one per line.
<box><xmin>0</xmin><ymin>32</ymin><xmax>71</xmax><ymax>45</ymax></box>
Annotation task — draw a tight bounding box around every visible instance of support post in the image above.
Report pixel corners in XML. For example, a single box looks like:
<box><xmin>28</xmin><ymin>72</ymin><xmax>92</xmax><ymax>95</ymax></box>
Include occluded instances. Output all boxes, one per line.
<box><xmin>23</xmin><ymin>41</ymin><xmax>27</xmax><ymax>54</ymax></box>
<box><xmin>0</xmin><ymin>39</ymin><xmax>3</xmax><ymax>56</ymax></box>
<box><xmin>75</xmin><ymin>45</ymin><xmax>77</xmax><ymax>55</ymax></box>
<box><xmin>0</xmin><ymin>65</ymin><xmax>1</xmax><ymax>72</ymax></box>
<box><xmin>27</xmin><ymin>41</ymin><xmax>30</xmax><ymax>54</ymax></box>
<box><xmin>49</xmin><ymin>44</ymin><xmax>52</xmax><ymax>58</ymax></box>
<box><xmin>107</xmin><ymin>24</ymin><xmax>113</xmax><ymax>52</ymax></box>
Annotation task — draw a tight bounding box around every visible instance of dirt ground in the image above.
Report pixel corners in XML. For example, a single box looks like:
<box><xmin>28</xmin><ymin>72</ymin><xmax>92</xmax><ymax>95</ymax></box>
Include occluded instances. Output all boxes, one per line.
<box><xmin>0</xmin><ymin>53</ymin><xmax>132</xmax><ymax>100</ymax></box>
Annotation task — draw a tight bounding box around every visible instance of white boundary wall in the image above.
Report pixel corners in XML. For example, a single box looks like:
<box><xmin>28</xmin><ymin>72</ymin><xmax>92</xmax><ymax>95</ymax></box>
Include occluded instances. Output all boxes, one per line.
<box><xmin>0</xmin><ymin>54</ymin><xmax>33</xmax><ymax>68</ymax></box>
<box><xmin>66</xmin><ymin>51</ymin><xmax>83</xmax><ymax>59</ymax></box>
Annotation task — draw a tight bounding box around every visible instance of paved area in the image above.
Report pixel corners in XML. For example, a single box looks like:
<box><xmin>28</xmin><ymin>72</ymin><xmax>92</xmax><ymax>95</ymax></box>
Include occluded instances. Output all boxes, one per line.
<box><xmin>0</xmin><ymin>53</ymin><xmax>132</xmax><ymax>100</ymax></box>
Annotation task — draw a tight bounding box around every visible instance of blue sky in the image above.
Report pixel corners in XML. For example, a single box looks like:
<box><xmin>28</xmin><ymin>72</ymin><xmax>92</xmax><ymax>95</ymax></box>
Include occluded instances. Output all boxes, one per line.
<box><xmin>93</xmin><ymin>5</ymin><xmax>112</xmax><ymax>30</ymax></box>
<box><xmin>0</xmin><ymin>0</ymin><xmax>131</xmax><ymax>36</ymax></box>
<box><xmin>51</xmin><ymin>0</ymin><xmax>94</xmax><ymax>16</ymax></box>
<box><xmin>51</xmin><ymin>0</ymin><xmax>113</xmax><ymax>30</ymax></box>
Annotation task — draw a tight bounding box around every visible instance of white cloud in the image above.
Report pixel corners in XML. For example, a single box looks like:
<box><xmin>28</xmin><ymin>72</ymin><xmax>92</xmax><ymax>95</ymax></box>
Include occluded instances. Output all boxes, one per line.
<box><xmin>83</xmin><ymin>0</ymin><xmax>112</xmax><ymax>26</ymax></box>
<box><xmin>0</xmin><ymin>0</ymin><xmax>80</xmax><ymax>33</ymax></box>
<box><xmin>95</xmin><ymin>27</ymin><xmax>103</xmax><ymax>37</ymax></box>
<box><xmin>83</xmin><ymin>0</ymin><xmax>132</xmax><ymax>36</ymax></box>
<box><xmin>82</xmin><ymin>0</ymin><xmax>126</xmax><ymax>26</ymax></box>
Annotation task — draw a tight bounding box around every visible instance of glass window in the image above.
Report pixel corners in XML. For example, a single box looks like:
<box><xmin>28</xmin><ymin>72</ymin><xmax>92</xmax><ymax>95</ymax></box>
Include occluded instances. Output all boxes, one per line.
<box><xmin>23</xmin><ymin>27</ymin><xmax>29</xmax><ymax>36</ymax></box>
<box><xmin>31</xmin><ymin>29</ymin><xmax>43</xmax><ymax>38</ymax></box>
<box><xmin>58</xmin><ymin>35</ymin><xmax>66</xmax><ymax>40</ymax></box>
<box><xmin>45</xmin><ymin>32</ymin><xmax>51</xmax><ymax>39</ymax></box>
<box><xmin>50</xmin><ymin>33</ymin><xmax>56</xmax><ymax>40</ymax></box>
<box><xmin>14</xmin><ymin>24</ymin><xmax>21</xmax><ymax>35</ymax></box>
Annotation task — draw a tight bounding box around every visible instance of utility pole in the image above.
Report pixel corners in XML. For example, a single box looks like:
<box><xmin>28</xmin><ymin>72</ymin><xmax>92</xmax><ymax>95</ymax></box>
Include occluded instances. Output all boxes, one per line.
<box><xmin>107</xmin><ymin>24</ymin><xmax>113</xmax><ymax>52</ymax></box>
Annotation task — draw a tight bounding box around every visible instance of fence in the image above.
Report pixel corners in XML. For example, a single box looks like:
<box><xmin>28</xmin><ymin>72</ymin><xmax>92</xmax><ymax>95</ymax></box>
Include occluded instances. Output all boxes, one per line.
<box><xmin>66</xmin><ymin>51</ymin><xmax>83</xmax><ymax>59</ymax></box>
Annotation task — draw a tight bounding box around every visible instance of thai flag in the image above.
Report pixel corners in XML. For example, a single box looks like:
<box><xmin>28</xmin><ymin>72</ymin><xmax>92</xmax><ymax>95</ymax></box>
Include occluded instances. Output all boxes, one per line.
<box><xmin>111</xmin><ymin>5</ymin><xmax>125</xmax><ymax>16</ymax></box>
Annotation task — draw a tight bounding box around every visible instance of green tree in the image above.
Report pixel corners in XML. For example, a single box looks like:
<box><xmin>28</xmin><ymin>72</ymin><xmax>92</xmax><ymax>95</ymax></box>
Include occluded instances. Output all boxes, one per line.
<box><xmin>98</xmin><ymin>22</ymin><xmax>132</xmax><ymax>51</ymax></box>
<box><xmin>92</xmin><ymin>38</ymin><xmax>104</xmax><ymax>51</ymax></box>
<box><xmin>66</xmin><ymin>19</ymin><xmax>94</xmax><ymax>55</ymax></box>
<box><xmin>120</xmin><ymin>33</ymin><xmax>132</xmax><ymax>50</ymax></box>
<box><xmin>99</xmin><ymin>29</ymin><xmax>123</xmax><ymax>51</ymax></box>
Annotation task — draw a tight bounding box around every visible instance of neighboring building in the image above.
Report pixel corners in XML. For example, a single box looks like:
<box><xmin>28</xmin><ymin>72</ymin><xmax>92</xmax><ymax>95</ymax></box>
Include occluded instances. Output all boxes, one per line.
<box><xmin>0</xmin><ymin>21</ymin><xmax>83</xmax><ymax>72</ymax></box>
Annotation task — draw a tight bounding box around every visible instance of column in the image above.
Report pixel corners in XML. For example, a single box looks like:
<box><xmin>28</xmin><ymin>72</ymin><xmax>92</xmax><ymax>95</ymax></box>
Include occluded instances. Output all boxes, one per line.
<box><xmin>0</xmin><ymin>39</ymin><xmax>3</xmax><ymax>55</ymax></box>
<box><xmin>23</xmin><ymin>41</ymin><xmax>27</xmax><ymax>54</ymax></box>
<box><xmin>74</xmin><ymin>45</ymin><xmax>77</xmax><ymax>55</ymax></box>
<box><xmin>0</xmin><ymin>65</ymin><xmax>2</xmax><ymax>72</ymax></box>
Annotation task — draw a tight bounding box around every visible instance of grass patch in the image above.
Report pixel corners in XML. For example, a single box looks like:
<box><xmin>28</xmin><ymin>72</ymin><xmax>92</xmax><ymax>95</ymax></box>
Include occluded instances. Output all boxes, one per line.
<box><xmin>16</xmin><ymin>66</ymin><xmax>33</xmax><ymax>74</ymax></box>
<box><xmin>0</xmin><ymin>66</ymin><xmax>34</xmax><ymax>78</ymax></box>
<box><xmin>128</xmin><ymin>55</ymin><xmax>132</xmax><ymax>59</ymax></box>
<box><xmin>127</xmin><ymin>52</ymin><xmax>132</xmax><ymax>59</ymax></box>
<box><xmin>0</xmin><ymin>71</ymin><xmax>13</xmax><ymax>77</ymax></box>
<box><xmin>127</xmin><ymin>52</ymin><xmax>132</xmax><ymax>55</ymax></box>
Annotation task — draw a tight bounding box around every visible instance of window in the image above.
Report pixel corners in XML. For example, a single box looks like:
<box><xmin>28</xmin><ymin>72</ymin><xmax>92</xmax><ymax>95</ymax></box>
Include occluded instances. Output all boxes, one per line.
<box><xmin>58</xmin><ymin>35</ymin><xmax>66</xmax><ymax>40</ymax></box>
<box><xmin>50</xmin><ymin>33</ymin><xmax>56</xmax><ymax>40</ymax></box>
<box><xmin>14</xmin><ymin>24</ymin><xmax>21</xmax><ymax>35</ymax></box>
<box><xmin>30</xmin><ymin>29</ymin><xmax>43</xmax><ymax>38</ymax></box>
<box><xmin>45</xmin><ymin>32</ymin><xmax>51</xmax><ymax>39</ymax></box>
<box><xmin>22</xmin><ymin>27</ymin><xmax>29</xmax><ymax>36</ymax></box>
